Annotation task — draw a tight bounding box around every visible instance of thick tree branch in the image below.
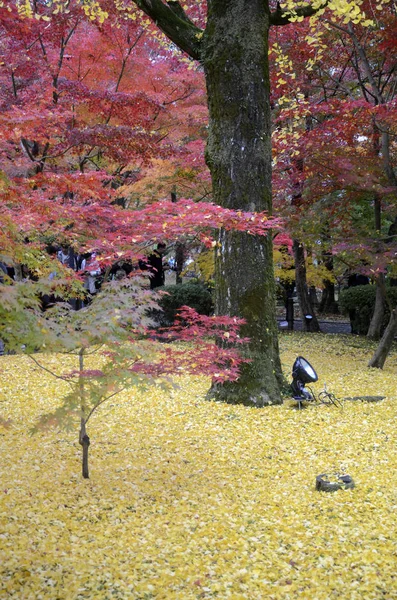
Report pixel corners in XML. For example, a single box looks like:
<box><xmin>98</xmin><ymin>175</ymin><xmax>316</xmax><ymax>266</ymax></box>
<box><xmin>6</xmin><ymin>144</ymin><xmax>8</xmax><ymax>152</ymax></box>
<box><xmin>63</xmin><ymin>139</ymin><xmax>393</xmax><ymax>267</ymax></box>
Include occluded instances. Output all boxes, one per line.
<box><xmin>270</xmin><ymin>1</ymin><xmax>328</xmax><ymax>26</ymax></box>
<box><xmin>131</xmin><ymin>0</ymin><xmax>203</xmax><ymax>60</ymax></box>
<box><xmin>167</xmin><ymin>0</ymin><xmax>195</xmax><ymax>24</ymax></box>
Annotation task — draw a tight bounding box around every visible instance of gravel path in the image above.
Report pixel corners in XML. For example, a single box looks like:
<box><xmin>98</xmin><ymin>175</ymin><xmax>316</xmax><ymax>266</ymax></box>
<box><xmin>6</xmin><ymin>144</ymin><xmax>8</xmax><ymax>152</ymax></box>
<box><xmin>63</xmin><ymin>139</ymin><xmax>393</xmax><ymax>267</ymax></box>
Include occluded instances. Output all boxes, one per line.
<box><xmin>278</xmin><ymin>319</ymin><xmax>351</xmax><ymax>334</ymax></box>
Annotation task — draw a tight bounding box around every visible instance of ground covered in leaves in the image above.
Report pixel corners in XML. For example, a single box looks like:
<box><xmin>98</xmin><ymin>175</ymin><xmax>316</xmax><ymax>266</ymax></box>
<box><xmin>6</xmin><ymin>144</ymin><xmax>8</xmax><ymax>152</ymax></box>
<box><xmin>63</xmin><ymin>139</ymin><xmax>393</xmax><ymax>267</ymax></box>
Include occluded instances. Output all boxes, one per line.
<box><xmin>1</xmin><ymin>333</ymin><xmax>397</xmax><ymax>599</ymax></box>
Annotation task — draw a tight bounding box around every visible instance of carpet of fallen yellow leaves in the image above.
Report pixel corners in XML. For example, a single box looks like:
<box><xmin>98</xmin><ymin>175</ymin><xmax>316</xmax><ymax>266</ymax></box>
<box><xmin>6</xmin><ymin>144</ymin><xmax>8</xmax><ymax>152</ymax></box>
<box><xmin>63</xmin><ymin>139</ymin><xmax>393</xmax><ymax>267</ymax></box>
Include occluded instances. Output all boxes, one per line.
<box><xmin>1</xmin><ymin>332</ymin><xmax>397</xmax><ymax>599</ymax></box>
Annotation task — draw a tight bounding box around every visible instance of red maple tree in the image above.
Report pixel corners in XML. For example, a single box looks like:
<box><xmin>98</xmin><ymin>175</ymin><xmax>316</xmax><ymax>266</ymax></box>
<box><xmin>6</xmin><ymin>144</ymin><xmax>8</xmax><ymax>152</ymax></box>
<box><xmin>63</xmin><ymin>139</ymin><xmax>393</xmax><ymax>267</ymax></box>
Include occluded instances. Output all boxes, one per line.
<box><xmin>0</xmin><ymin>0</ymin><xmax>279</xmax><ymax>477</ymax></box>
<box><xmin>270</xmin><ymin>3</ymin><xmax>397</xmax><ymax>360</ymax></box>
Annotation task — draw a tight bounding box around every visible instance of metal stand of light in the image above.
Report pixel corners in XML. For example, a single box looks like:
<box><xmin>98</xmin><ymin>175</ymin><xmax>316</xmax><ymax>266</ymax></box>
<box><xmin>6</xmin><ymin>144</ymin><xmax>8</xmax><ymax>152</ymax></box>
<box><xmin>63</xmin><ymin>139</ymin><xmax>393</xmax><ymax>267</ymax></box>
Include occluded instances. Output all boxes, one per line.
<box><xmin>291</xmin><ymin>356</ymin><xmax>318</xmax><ymax>409</ymax></box>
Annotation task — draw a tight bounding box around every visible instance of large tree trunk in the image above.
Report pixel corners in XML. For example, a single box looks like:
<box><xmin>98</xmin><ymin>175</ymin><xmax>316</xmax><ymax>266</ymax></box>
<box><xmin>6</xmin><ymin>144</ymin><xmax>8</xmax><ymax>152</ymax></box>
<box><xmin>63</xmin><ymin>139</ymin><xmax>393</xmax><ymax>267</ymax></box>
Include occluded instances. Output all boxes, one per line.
<box><xmin>368</xmin><ymin>309</ymin><xmax>397</xmax><ymax>369</ymax></box>
<box><xmin>293</xmin><ymin>240</ymin><xmax>321</xmax><ymax>332</ymax></box>
<box><xmin>203</xmin><ymin>0</ymin><xmax>283</xmax><ymax>405</ymax></box>
<box><xmin>132</xmin><ymin>0</ymin><xmax>284</xmax><ymax>404</ymax></box>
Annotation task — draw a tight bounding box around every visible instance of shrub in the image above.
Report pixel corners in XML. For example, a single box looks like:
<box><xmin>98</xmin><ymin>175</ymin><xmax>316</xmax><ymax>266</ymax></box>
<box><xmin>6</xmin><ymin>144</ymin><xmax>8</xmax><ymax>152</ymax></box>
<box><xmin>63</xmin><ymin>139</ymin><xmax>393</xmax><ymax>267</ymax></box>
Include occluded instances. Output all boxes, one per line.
<box><xmin>156</xmin><ymin>281</ymin><xmax>214</xmax><ymax>327</ymax></box>
<box><xmin>339</xmin><ymin>285</ymin><xmax>397</xmax><ymax>335</ymax></box>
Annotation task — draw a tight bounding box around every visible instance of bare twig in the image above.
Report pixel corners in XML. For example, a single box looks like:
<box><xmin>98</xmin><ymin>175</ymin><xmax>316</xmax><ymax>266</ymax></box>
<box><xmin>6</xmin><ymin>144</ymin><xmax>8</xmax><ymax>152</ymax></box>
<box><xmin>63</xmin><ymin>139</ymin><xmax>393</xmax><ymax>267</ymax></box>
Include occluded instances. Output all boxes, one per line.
<box><xmin>27</xmin><ymin>354</ymin><xmax>76</xmax><ymax>390</ymax></box>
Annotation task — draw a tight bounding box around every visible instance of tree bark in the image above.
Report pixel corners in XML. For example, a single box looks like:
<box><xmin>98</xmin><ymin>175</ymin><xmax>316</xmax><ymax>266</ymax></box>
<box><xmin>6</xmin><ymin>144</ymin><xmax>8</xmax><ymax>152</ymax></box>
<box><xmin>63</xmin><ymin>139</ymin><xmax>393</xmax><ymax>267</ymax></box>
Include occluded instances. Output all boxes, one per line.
<box><xmin>367</xmin><ymin>275</ymin><xmax>386</xmax><ymax>340</ymax></box>
<box><xmin>367</xmin><ymin>192</ymin><xmax>386</xmax><ymax>339</ymax></box>
<box><xmin>131</xmin><ymin>0</ymin><xmax>285</xmax><ymax>404</ymax></box>
<box><xmin>171</xmin><ymin>190</ymin><xmax>185</xmax><ymax>284</ymax></box>
<box><xmin>368</xmin><ymin>218</ymin><xmax>397</xmax><ymax>363</ymax></box>
<box><xmin>175</xmin><ymin>241</ymin><xmax>185</xmax><ymax>285</ymax></box>
<box><xmin>203</xmin><ymin>0</ymin><xmax>283</xmax><ymax>405</ymax></box>
<box><xmin>293</xmin><ymin>240</ymin><xmax>321</xmax><ymax>332</ymax></box>
<box><xmin>368</xmin><ymin>308</ymin><xmax>397</xmax><ymax>369</ymax></box>
<box><xmin>79</xmin><ymin>419</ymin><xmax>90</xmax><ymax>479</ymax></box>
<box><xmin>78</xmin><ymin>348</ymin><xmax>90</xmax><ymax>478</ymax></box>
<box><xmin>318</xmin><ymin>252</ymin><xmax>338</xmax><ymax>314</ymax></box>
<box><xmin>309</xmin><ymin>286</ymin><xmax>319</xmax><ymax>310</ymax></box>
<box><xmin>133</xmin><ymin>0</ymin><xmax>202</xmax><ymax>59</ymax></box>
<box><xmin>369</xmin><ymin>214</ymin><xmax>397</xmax><ymax>357</ymax></box>
<box><xmin>319</xmin><ymin>279</ymin><xmax>338</xmax><ymax>314</ymax></box>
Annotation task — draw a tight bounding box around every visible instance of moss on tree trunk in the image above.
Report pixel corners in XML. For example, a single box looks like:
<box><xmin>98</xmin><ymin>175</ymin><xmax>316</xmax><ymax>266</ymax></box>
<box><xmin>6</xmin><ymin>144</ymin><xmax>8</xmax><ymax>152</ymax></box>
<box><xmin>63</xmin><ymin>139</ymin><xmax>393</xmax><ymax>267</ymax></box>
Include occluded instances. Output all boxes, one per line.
<box><xmin>132</xmin><ymin>0</ymin><xmax>286</xmax><ymax>404</ymax></box>
<box><xmin>203</xmin><ymin>0</ymin><xmax>283</xmax><ymax>405</ymax></box>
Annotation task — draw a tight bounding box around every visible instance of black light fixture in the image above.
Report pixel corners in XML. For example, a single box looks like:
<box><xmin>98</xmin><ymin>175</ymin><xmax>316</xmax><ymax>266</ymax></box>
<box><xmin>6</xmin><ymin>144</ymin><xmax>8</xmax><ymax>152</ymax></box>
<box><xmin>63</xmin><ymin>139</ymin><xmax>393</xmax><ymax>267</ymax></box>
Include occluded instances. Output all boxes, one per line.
<box><xmin>291</xmin><ymin>356</ymin><xmax>318</xmax><ymax>408</ymax></box>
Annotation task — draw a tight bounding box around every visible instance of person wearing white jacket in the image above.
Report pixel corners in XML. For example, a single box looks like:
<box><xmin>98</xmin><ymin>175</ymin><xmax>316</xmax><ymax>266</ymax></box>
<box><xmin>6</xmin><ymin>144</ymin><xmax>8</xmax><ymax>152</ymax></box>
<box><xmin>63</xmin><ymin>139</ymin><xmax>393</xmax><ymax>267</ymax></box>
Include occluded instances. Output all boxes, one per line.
<box><xmin>83</xmin><ymin>253</ymin><xmax>101</xmax><ymax>295</ymax></box>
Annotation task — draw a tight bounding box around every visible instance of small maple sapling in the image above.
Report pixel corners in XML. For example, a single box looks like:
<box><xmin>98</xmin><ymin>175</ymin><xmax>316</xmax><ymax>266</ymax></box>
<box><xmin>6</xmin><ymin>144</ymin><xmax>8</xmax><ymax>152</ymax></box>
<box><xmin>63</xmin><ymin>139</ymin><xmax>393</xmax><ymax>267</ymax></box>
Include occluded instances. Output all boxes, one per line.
<box><xmin>0</xmin><ymin>185</ymin><xmax>277</xmax><ymax>478</ymax></box>
<box><xmin>0</xmin><ymin>0</ymin><xmax>278</xmax><ymax>480</ymax></box>
<box><xmin>1</xmin><ymin>272</ymin><xmax>250</xmax><ymax>478</ymax></box>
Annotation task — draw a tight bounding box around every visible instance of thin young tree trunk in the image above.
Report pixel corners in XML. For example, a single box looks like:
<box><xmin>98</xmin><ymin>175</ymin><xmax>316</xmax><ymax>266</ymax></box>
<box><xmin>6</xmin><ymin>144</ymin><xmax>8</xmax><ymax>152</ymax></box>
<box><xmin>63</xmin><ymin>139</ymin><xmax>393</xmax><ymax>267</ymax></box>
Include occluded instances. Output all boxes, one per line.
<box><xmin>175</xmin><ymin>242</ymin><xmax>185</xmax><ymax>285</ymax></box>
<box><xmin>309</xmin><ymin>286</ymin><xmax>319</xmax><ymax>310</ymax></box>
<box><xmin>369</xmin><ymin>257</ymin><xmax>397</xmax><ymax>366</ymax></box>
<box><xmin>78</xmin><ymin>348</ymin><xmax>90</xmax><ymax>478</ymax></box>
<box><xmin>14</xmin><ymin>264</ymin><xmax>23</xmax><ymax>281</ymax></box>
<box><xmin>367</xmin><ymin>192</ymin><xmax>386</xmax><ymax>339</ymax></box>
<box><xmin>171</xmin><ymin>190</ymin><xmax>185</xmax><ymax>285</ymax></box>
<box><xmin>293</xmin><ymin>240</ymin><xmax>321</xmax><ymax>332</ymax></box>
<box><xmin>368</xmin><ymin>309</ymin><xmax>397</xmax><ymax>368</ymax></box>
<box><xmin>367</xmin><ymin>274</ymin><xmax>386</xmax><ymax>340</ymax></box>
<box><xmin>319</xmin><ymin>280</ymin><xmax>339</xmax><ymax>314</ymax></box>
<box><xmin>318</xmin><ymin>251</ymin><xmax>338</xmax><ymax>314</ymax></box>
<box><xmin>368</xmin><ymin>210</ymin><xmax>397</xmax><ymax>348</ymax></box>
<box><xmin>79</xmin><ymin>418</ymin><xmax>90</xmax><ymax>479</ymax></box>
